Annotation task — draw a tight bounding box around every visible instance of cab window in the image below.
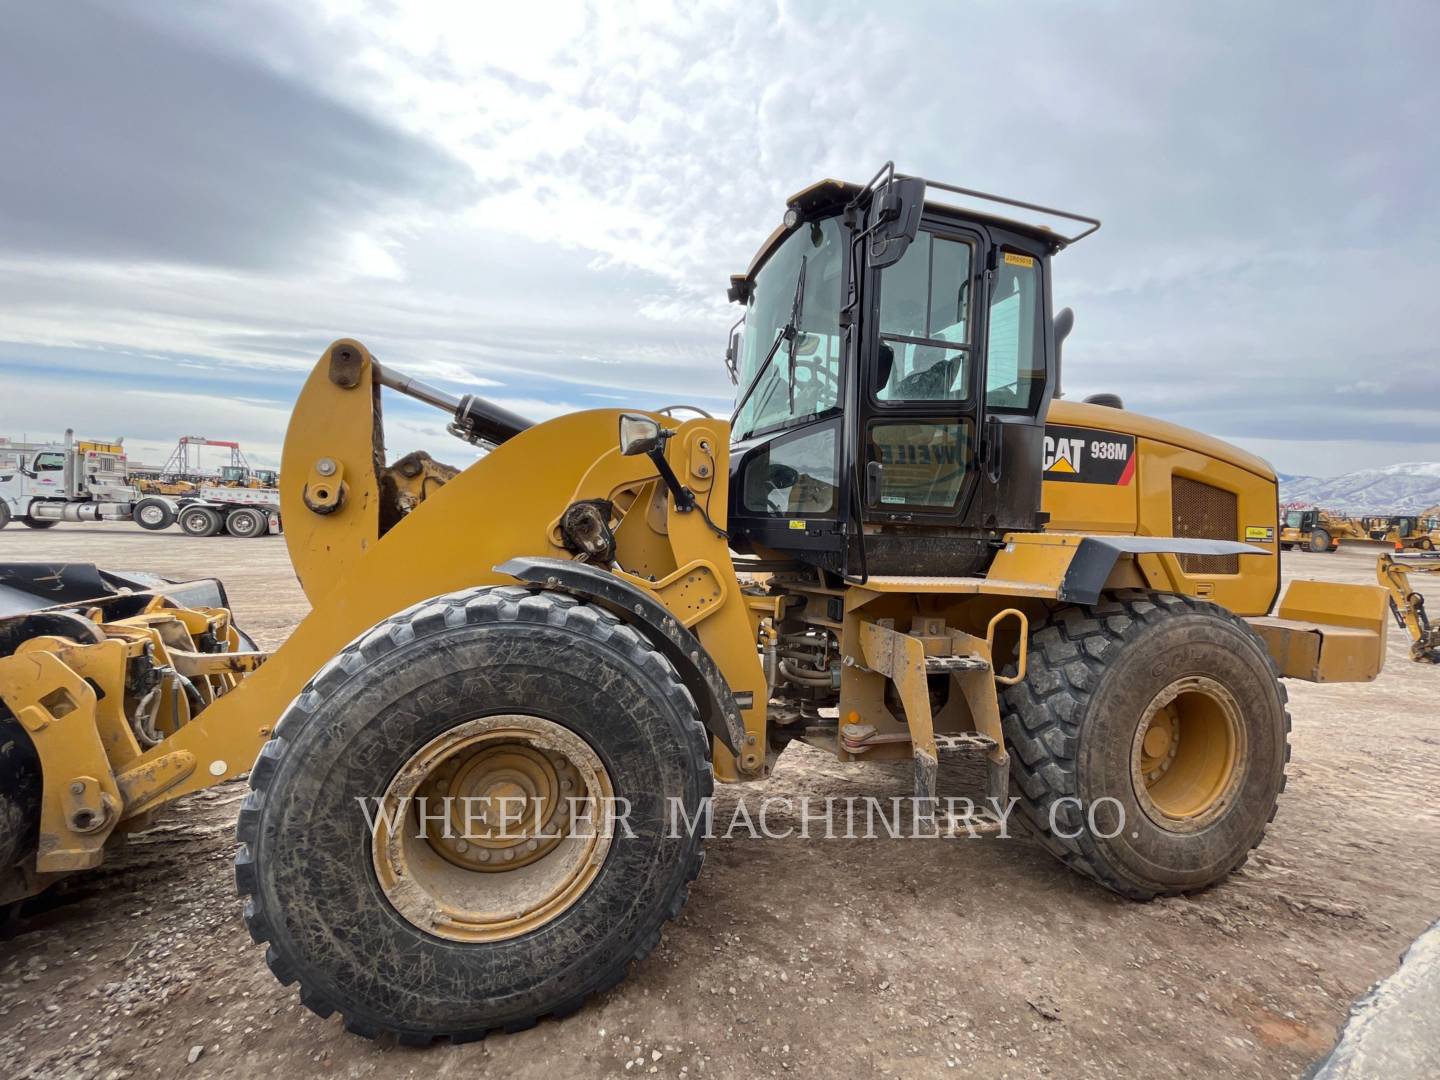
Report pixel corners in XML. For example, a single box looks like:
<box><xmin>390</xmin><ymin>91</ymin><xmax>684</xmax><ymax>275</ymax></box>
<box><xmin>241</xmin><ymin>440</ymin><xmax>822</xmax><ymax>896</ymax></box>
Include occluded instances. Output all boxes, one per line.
<box><xmin>875</xmin><ymin>232</ymin><xmax>973</xmax><ymax>403</ymax></box>
<box><xmin>985</xmin><ymin>251</ymin><xmax>1044</xmax><ymax>411</ymax></box>
<box><xmin>733</xmin><ymin>217</ymin><xmax>846</xmax><ymax>440</ymax></box>
<box><xmin>741</xmin><ymin>424</ymin><xmax>838</xmax><ymax>515</ymax></box>
<box><xmin>33</xmin><ymin>452</ymin><xmax>65</xmax><ymax>472</ymax></box>
<box><xmin>868</xmin><ymin>420</ymin><xmax>970</xmax><ymax>510</ymax></box>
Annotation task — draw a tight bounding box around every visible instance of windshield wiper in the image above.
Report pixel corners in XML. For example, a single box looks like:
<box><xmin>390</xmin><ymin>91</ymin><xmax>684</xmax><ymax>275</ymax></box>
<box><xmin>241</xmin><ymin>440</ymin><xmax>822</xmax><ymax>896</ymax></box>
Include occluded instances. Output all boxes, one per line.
<box><xmin>732</xmin><ymin>260</ymin><xmax>807</xmax><ymax>432</ymax></box>
<box><xmin>787</xmin><ymin>255</ymin><xmax>807</xmax><ymax>414</ymax></box>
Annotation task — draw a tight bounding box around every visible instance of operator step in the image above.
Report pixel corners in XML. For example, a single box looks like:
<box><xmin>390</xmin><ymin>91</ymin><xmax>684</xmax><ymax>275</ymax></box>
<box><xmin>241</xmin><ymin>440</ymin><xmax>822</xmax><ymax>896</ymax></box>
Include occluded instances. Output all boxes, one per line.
<box><xmin>935</xmin><ymin>731</ymin><xmax>1000</xmax><ymax>754</ymax></box>
<box><xmin>925</xmin><ymin>654</ymin><xmax>991</xmax><ymax>673</ymax></box>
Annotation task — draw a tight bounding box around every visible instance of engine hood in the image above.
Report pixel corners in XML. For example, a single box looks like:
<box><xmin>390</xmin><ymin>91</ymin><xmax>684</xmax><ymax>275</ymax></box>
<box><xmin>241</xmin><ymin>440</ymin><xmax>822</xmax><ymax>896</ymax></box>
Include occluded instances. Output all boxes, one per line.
<box><xmin>1047</xmin><ymin>400</ymin><xmax>1275</xmax><ymax>482</ymax></box>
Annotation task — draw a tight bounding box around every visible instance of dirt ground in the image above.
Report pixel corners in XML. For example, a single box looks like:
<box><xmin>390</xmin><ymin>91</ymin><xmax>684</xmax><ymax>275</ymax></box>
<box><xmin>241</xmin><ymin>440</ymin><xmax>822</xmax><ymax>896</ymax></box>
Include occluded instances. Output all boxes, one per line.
<box><xmin>1</xmin><ymin>523</ymin><xmax>1437</xmax><ymax>1079</ymax></box>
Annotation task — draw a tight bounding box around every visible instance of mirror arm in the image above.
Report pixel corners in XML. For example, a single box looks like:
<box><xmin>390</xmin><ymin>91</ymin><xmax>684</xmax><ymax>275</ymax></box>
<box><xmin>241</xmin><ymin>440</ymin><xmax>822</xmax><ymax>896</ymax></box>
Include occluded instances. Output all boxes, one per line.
<box><xmin>647</xmin><ymin>444</ymin><xmax>696</xmax><ymax>512</ymax></box>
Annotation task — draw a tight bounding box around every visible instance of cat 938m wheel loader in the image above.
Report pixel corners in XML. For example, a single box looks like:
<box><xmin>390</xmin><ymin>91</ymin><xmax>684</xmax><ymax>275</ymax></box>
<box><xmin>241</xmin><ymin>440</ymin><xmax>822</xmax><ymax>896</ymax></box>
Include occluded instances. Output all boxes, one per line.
<box><xmin>0</xmin><ymin>166</ymin><xmax>1395</xmax><ymax>1042</ymax></box>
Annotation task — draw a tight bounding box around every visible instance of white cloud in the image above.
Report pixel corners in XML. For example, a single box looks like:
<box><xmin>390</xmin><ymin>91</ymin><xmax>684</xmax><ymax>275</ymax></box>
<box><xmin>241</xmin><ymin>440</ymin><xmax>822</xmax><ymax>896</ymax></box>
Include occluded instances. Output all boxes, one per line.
<box><xmin>3</xmin><ymin>0</ymin><xmax>1439</xmax><ymax>478</ymax></box>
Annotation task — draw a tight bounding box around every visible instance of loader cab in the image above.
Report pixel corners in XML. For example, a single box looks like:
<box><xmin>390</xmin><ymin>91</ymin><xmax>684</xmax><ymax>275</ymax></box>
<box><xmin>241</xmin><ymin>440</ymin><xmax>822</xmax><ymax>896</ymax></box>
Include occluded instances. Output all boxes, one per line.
<box><xmin>724</xmin><ymin>167</ymin><xmax>1099</xmax><ymax>577</ymax></box>
<box><xmin>1283</xmin><ymin>509</ymin><xmax>1318</xmax><ymax>531</ymax></box>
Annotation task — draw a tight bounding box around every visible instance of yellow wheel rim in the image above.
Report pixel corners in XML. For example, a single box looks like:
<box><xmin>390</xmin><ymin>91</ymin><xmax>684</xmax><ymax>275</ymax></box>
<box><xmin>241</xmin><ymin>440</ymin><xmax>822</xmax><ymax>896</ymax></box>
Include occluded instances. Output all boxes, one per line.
<box><xmin>371</xmin><ymin>715</ymin><xmax>614</xmax><ymax>943</ymax></box>
<box><xmin>1131</xmin><ymin>676</ymin><xmax>1244</xmax><ymax>830</ymax></box>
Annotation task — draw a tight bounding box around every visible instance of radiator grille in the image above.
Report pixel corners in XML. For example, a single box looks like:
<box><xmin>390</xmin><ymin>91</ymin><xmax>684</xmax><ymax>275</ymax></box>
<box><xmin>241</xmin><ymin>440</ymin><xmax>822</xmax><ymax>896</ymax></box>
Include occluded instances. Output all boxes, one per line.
<box><xmin>1172</xmin><ymin>477</ymin><xmax>1238</xmax><ymax>574</ymax></box>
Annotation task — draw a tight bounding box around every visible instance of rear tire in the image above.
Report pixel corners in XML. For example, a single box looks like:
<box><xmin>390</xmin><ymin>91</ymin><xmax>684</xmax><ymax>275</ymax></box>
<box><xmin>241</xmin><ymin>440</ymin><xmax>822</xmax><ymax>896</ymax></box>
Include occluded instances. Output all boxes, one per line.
<box><xmin>1000</xmin><ymin>592</ymin><xmax>1290</xmax><ymax>900</ymax></box>
<box><xmin>225</xmin><ymin>507</ymin><xmax>268</xmax><ymax>538</ymax></box>
<box><xmin>1309</xmin><ymin>528</ymin><xmax>1332</xmax><ymax>553</ymax></box>
<box><xmin>237</xmin><ymin>586</ymin><xmax>712</xmax><ymax>1043</ymax></box>
<box><xmin>177</xmin><ymin>506</ymin><xmax>223</xmax><ymax>537</ymax></box>
<box><xmin>0</xmin><ymin>503</ymin><xmax>9</xmax><ymax>529</ymax></box>
<box><xmin>133</xmin><ymin>497</ymin><xmax>176</xmax><ymax>531</ymax></box>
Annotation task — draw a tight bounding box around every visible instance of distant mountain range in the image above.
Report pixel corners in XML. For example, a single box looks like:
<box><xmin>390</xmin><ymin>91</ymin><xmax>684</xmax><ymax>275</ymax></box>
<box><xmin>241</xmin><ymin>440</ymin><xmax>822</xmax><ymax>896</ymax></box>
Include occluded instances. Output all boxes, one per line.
<box><xmin>1278</xmin><ymin>462</ymin><xmax>1440</xmax><ymax>514</ymax></box>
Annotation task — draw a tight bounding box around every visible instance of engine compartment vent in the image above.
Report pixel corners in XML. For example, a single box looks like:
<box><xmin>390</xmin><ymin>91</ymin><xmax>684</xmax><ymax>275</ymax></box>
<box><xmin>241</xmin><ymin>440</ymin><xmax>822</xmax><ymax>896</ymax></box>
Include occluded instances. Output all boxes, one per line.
<box><xmin>1172</xmin><ymin>477</ymin><xmax>1239</xmax><ymax>575</ymax></box>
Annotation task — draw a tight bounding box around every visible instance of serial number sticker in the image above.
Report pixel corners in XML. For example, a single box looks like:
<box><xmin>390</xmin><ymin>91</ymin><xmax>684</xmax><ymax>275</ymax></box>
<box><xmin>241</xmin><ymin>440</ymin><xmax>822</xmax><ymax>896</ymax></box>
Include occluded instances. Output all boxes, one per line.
<box><xmin>788</xmin><ymin>519</ymin><xmax>807</xmax><ymax>530</ymax></box>
<box><xmin>1245</xmin><ymin>526</ymin><xmax>1275</xmax><ymax>542</ymax></box>
<box><xmin>1002</xmin><ymin>252</ymin><xmax>1035</xmax><ymax>268</ymax></box>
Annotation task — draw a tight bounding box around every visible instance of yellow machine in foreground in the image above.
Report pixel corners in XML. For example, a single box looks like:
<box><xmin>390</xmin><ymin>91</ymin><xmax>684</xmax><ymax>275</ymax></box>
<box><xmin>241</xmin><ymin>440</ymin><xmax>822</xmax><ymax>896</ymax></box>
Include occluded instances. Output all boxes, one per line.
<box><xmin>0</xmin><ymin>168</ymin><xmax>1398</xmax><ymax>1042</ymax></box>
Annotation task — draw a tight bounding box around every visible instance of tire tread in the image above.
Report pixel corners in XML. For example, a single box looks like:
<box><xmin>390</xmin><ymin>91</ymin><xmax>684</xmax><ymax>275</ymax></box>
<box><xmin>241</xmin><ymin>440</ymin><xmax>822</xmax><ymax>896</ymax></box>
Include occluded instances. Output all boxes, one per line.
<box><xmin>999</xmin><ymin>590</ymin><xmax>1291</xmax><ymax>901</ymax></box>
<box><xmin>236</xmin><ymin>585</ymin><xmax>711</xmax><ymax>1044</ymax></box>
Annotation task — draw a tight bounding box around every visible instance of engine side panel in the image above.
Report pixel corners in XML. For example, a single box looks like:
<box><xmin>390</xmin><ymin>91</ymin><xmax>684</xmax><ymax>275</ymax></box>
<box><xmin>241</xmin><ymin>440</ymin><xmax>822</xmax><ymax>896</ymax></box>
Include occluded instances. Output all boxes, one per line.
<box><xmin>1040</xmin><ymin>400</ymin><xmax>1280</xmax><ymax>616</ymax></box>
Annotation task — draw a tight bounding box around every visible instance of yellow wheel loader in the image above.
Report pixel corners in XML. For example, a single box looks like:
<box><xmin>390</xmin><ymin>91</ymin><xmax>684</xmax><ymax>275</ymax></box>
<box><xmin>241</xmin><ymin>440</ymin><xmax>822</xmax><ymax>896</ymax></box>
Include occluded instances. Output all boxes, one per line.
<box><xmin>0</xmin><ymin>166</ymin><xmax>1396</xmax><ymax>1042</ymax></box>
<box><xmin>1279</xmin><ymin>508</ymin><xmax>1339</xmax><ymax>552</ymax></box>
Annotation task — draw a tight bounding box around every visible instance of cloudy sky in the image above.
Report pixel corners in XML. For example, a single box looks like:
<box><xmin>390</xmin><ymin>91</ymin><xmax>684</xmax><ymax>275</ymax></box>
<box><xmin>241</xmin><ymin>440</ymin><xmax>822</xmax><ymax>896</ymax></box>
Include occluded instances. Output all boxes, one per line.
<box><xmin>2</xmin><ymin>0</ymin><xmax>1437</xmax><ymax>476</ymax></box>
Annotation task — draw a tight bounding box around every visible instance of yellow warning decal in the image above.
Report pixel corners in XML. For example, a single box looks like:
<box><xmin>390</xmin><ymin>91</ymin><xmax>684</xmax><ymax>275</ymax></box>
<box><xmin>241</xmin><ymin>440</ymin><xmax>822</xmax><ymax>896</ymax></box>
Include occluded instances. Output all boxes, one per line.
<box><xmin>1003</xmin><ymin>252</ymin><xmax>1035</xmax><ymax>268</ymax></box>
<box><xmin>1245</xmin><ymin>526</ymin><xmax>1275</xmax><ymax>542</ymax></box>
<box><xmin>788</xmin><ymin>519</ymin><xmax>807</xmax><ymax>530</ymax></box>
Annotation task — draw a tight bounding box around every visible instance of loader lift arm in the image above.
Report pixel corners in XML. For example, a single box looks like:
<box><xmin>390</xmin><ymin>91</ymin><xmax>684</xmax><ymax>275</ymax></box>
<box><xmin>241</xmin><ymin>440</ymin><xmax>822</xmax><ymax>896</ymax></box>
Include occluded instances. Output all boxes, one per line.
<box><xmin>1377</xmin><ymin>552</ymin><xmax>1440</xmax><ymax>662</ymax></box>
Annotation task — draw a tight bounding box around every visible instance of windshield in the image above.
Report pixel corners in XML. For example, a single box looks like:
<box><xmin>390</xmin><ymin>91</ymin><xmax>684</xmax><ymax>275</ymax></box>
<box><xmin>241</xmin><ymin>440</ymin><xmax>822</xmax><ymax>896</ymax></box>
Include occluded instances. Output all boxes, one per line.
<box><xmin>733</xmin><ymin>216</ymin><xmax>844</xmax><ymax>440</ymax></box>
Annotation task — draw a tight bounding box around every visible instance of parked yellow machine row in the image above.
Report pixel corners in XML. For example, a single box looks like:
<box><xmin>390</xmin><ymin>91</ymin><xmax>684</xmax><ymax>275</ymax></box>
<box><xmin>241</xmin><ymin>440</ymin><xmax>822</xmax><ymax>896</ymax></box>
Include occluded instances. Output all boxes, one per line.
<box><xmin>1279</xmin><ymin>506</ymin><xmax>1440</xmax><ymax>552</ymax></box>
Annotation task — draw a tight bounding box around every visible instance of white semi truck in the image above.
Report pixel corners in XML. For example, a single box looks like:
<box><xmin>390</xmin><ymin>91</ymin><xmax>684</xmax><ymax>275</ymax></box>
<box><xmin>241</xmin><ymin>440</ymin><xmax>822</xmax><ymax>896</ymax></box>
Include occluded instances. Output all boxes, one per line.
<box><xmin>0</xmin><ymin>432</ymin><xmax>280</xmax><ymax>536</ymax></box>
<box><xmin>0</xmin><ymin>432</ymin><xmax>137</xmax><ymax>528</ymax></box>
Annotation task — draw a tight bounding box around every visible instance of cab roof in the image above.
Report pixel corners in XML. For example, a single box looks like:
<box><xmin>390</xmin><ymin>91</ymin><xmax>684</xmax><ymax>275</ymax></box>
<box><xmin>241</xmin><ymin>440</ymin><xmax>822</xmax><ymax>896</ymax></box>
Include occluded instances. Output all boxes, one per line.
<box><xmin>737</xmin><ymin>174</ymin><xmax>1100</xmax><ymax>286</ymax></box>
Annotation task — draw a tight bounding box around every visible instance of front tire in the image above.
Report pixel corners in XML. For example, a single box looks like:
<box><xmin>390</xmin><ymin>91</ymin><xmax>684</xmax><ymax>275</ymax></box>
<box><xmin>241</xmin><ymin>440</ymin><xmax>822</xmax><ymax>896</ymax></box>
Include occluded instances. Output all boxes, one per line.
<box><xmin>1309</xmin><ymin>528</ymin><xmax>1332</xmax><ymax>553</ymax></box>
<box><xmin>0</xmin><ymin>711</ymin><xmax>42</xmax><ymax>879</ymax></box>
<box><xmin>1000</xmin><ymin>592</ymin><xmax>1290</xmax><ymax>900</ymax></box>
<box><xmin>237</xmin><ymin>586</ymin><xmax>712</xmax><ymax>1042</ymax></box>
<box><xmin>133</xmin><ymin>497</ymin><xmax>176</xmax><ymax>531</ymax></box>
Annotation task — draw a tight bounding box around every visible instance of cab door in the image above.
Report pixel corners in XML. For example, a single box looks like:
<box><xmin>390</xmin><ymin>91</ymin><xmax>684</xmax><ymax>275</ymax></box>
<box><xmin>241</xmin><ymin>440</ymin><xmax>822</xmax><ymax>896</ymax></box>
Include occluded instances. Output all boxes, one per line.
<box><xmin>859</xmin><ymin>223</ymin><xmax>984</xmax><ymax>523</ymax></box>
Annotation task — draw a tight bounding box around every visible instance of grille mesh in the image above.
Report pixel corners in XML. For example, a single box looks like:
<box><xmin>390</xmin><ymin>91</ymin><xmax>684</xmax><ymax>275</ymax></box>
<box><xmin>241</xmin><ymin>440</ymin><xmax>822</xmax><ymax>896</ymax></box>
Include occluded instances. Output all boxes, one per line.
<box><xmin>1172</xmin><ymin>477</ymin><xmax>1239</xmax><ymax>574</ymax></box>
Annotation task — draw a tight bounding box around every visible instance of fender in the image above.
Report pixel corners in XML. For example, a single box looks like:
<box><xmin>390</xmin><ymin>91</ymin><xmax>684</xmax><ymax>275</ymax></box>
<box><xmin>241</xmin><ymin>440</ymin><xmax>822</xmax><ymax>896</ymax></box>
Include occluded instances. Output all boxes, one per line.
<box><xmin>1059</xmin><ymin>536</ymin><xmax>1271</xmax><ymax>605</ymax></box>
<box><xmin>496</xmin><ymin>555</ymin><xmax>747</xmax><ymax>756</ymax></box>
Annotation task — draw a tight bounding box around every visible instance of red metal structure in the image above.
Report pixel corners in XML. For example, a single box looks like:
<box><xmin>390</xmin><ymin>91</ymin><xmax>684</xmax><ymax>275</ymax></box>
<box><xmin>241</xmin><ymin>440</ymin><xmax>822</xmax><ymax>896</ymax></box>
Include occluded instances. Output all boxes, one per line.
<box><xmin>158</xmin><ymin>436</ymin><xmax>252</xmax><ymax>482</ymax></box>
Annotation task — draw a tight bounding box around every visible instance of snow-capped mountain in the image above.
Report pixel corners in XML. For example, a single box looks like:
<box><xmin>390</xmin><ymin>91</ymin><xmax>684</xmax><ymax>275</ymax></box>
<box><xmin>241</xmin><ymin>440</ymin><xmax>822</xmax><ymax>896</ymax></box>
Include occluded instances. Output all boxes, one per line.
<box><xmin>1279</xmin><ymin>463</ymin><xmax>1440</xmax><ymax>514</ymax></box>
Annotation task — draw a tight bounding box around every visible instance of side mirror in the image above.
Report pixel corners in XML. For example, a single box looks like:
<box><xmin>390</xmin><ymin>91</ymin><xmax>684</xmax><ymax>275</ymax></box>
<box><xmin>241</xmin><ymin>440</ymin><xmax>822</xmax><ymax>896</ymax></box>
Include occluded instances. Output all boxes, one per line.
<box><xmin>865</xmin><ymin>177</ymin><xmax>925</xmax><ymax>270</ymax></box>
<box><xmin>618</xmin><ymin>414</ymin><xmax>662</xmax><ymax>456</ymax></box>
<box><xmin>724</xmin><ymin>330</ymin><xmax>741</xmax><ymax>385</ymax></box>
